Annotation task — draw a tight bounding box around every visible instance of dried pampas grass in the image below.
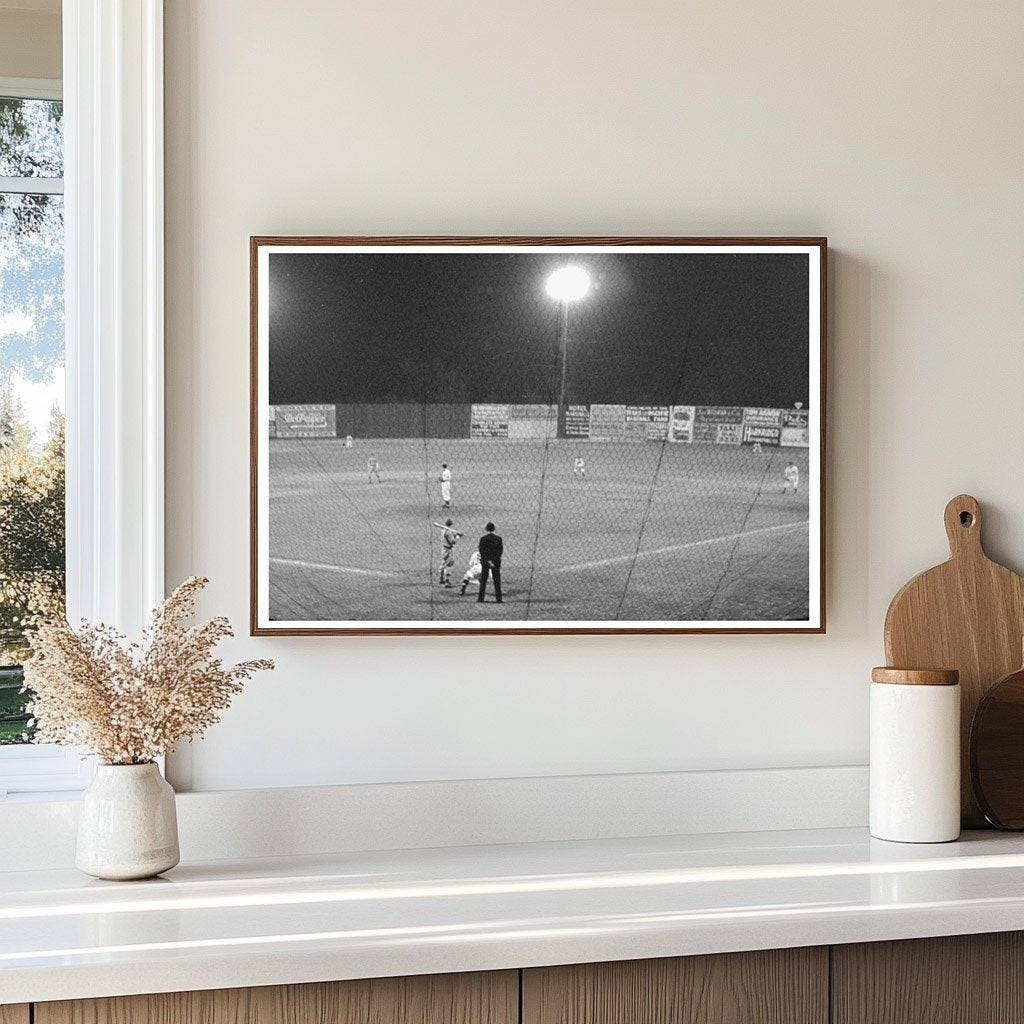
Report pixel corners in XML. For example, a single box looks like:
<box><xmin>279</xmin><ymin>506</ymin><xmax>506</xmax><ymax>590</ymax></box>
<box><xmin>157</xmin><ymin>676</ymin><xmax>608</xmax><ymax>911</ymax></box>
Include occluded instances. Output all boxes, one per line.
<box><xmin>23</xmin><ymin>576</ymin><xmax>273</xmax><ymax>765</ymax></box>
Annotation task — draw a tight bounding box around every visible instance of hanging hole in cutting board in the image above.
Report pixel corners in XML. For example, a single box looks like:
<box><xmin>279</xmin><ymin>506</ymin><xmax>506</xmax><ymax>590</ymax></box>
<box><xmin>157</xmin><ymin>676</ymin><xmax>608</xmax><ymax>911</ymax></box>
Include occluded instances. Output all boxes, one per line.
<box><xmin>960</xmin><ymin>511</ymin><xmax>974</xmax><ymax>527</ymax></box>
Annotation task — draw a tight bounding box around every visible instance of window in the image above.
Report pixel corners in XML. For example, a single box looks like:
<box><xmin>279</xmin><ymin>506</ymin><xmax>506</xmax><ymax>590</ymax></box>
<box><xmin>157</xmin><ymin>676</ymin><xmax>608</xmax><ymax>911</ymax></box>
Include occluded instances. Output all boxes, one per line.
<box><xmin>0</xmin><ymin>80</ymin><xmax>82</xmax><ymax>797</ymax></box>
<box><xmin>0</xmin><ymin>6</ymin><xmax>166</xmax><ymax>797</ymax></box>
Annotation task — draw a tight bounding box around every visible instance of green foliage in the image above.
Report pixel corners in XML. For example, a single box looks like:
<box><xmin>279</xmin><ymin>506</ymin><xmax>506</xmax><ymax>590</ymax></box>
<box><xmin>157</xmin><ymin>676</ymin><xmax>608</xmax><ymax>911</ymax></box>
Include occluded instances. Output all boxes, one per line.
<box><xmin>0</xmin><ymin>96</ymin><xmax>63</xmax><ymax>177</ymax></box>
<box><xmin>0</xmin><ymin>97</ymin><xmax>62</xmax><ymax>239</ymax></box>
<box><xmin>0</xmin><ymin>667</ymin><xmax>29</xmax><ymax>744</ymax></box>
<box><xmin>0</xmin><ymin>96</ymin><xmax>65</xmax><ymax>743</ymax></box>
<box><xmin>0</xmin><ymin>399</ymin><xmax>65</xmax><ymax>742</ymax></box>
<box><xmin>0</xmin><ymin>408</ymin><xmax>64</xmax><ymax>572</ymax></box>
<box><xmin>1</xmin><ymin>95</ymin><xmax>65</xmax><ymax>385</ymax></box>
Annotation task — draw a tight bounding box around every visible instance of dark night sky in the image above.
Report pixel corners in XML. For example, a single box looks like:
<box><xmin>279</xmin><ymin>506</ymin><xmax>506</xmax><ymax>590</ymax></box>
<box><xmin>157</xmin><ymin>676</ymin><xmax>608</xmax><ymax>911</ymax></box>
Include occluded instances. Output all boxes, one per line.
<box><xmin>268</xmin><ymin>251</ymin><xmax>810</xmax><ymax>408</ymax></box>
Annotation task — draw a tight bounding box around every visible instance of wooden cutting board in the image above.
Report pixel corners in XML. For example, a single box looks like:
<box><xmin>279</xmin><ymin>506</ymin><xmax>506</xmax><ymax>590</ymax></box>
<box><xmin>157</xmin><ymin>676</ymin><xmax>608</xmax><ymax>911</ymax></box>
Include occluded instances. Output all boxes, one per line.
<box><xmin>884</xmin><ymin>494</ymin><xmax>1024</xmax><ymax>826</ymax></box>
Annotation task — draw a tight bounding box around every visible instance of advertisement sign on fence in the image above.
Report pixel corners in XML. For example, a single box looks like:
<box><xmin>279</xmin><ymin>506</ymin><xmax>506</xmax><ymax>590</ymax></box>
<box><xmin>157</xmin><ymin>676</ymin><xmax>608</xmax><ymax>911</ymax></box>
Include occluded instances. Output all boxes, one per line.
<box><xmin>565</xmin><ymin>405</ymin><xmax>591</xmax><ymax>438</ymax></box>
<box><xmin>508</xmin><ymin>404</ymin><xmax>557</xmax><ymax>440</ymax></box>
<box><xmin>588</xmin><ymin>404</ymin><xmax>627</xmax><ymax>440</ymax></box>
<box><xmin>667</xmin><ymin>405</ymin><xmax>695</xmax><ymax>443</ymax></box>
<box><xmin>743</xmin><ymin>407</ymin><xmax>782</xmax><ymax>427</ymax></box>
<box><xmin>509</xmin><ymin>404</ymin><xmax>555</xmax><ymax>419</ymax></box>
<box><xmin>780</xmin><ymin>408</ymin><xmax>811</xmax><ymax>447</ymax></box>
<box><xmin>742</xmin><ymin>407</ymin><xmax>782</xmax><ymax>446</ymax></box>
<box><xmin>273</xmin><ymin>404</ymin><xmax>336</xmax><ymax>438</ymax></box>
<box><xmin>742</xmin><ymin>424</ymin><xmax>782</xmax><ymax>445</ymax></box>
<box><xmin>470</xmin><ymin>403</ymin><xmax>510</xmax><ymax>438</ymax></box>
<box><xmin>693</xmin><ymin>406</ymin><xmax>743</xmax><ymax>444</ymax></box>
<box><xmin>626</xmin><ymin>405</ymin><xmax>670</xmax><ymax>441</ymax></box>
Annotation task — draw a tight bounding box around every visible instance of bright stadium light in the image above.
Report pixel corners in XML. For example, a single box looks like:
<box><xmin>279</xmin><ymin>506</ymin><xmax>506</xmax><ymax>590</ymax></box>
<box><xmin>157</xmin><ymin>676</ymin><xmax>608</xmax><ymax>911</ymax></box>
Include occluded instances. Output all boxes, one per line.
<box><xmin>545</xmin><ymin>265</ymin><xmax>591</xmax><ymax>302</ymax></box>
<box><xmin>545</xmin><ymin>266</ymin><xmax>592</xmax><ymax>439</ymax></box>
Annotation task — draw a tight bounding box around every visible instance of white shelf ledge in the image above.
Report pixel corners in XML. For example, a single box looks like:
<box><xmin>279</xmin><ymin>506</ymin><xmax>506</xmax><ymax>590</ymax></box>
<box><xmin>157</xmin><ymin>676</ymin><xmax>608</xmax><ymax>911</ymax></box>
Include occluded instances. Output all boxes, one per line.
<box><xmin>4</xmin><ymin>827</ymin><xmax>1024</xmax><ymax>1004</ymax></box>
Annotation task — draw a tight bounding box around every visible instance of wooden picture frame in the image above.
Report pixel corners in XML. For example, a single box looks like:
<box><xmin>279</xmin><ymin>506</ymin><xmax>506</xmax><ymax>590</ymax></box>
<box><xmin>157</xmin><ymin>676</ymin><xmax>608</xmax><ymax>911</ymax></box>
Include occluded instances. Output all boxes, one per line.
<box><xmin>250</xmin><ymin>236</ymin><xmax>827</xmax><ymax>635</ymax></box>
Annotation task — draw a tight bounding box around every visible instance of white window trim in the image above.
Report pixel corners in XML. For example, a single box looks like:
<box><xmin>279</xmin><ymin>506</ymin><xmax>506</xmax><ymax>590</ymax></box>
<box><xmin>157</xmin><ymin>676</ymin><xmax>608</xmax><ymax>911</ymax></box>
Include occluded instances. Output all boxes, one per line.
<box><xmin>0</xmin><ymin>745</ymin><xmax>92</xmax><ymax>799</ymax></box>
<box><xmin>0</xmin><ymin>2</ymin><xmax>165</xmax><ymax>798</ymax></box>
<box><xmin>0</xmin><ymin>76</ymin><xmax>62</xmax><ymax>101</ymax></box>
<box><xmin>0</xmin><ymin>175</ymin><xmax>63</xmax><ymax>195</ymax></box>
<box><xmin>64</xmin><ymin>0</ymin><xmax>164</xmax><ymax>636</ymax></box>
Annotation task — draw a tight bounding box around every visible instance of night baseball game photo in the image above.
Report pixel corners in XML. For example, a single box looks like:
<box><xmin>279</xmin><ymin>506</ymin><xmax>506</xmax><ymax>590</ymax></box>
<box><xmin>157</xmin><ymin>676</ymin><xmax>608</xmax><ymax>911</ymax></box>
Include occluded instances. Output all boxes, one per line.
<box><xmin>250</xmin><ymin>238</ymin><xmax>824</xmax><ymax>634</ymax></box>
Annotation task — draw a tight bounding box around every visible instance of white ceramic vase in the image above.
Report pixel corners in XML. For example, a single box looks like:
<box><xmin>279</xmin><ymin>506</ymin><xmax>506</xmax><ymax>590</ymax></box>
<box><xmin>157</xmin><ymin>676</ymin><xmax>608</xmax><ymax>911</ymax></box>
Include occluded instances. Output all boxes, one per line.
<box><xmin>76</xmin><ymin>762</ymin><xmax>180</xmax><ymax>880</ymax></box>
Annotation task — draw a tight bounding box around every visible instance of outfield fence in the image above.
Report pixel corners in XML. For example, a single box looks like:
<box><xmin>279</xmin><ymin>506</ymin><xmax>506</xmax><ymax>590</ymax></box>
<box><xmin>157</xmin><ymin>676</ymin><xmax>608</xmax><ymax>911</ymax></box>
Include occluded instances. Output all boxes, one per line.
<box><xmin>269</xmin><ymin>403</ymin><xmax>810</xmax><ymax>448</ymax></box>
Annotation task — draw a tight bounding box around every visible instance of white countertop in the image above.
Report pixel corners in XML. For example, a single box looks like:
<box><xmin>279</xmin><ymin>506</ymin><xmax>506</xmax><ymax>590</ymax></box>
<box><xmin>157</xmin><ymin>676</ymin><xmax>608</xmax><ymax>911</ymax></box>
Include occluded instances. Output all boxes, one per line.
<box><xmin>4</xmin><ymin>826</ymin><xmax>1024</xmax><ymax>1004</ymax></box>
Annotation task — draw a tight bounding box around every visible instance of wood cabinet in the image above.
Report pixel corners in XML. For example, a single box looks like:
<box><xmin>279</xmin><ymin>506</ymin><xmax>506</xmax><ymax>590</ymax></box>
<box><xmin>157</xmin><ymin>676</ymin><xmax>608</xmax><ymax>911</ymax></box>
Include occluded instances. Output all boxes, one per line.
<box><xmin>522</xmin><ymin>948</ymin><xmax>828</xmax><ymax>1024</ymax></box>
<box><xmin>34</xmin><ymin>971</ymin><xmax>517</xmax><ymax>1024</ymax></box>
<box><xmin>832</xmin><ymin>932</ymin><xmax>1024</xmax><ymax>1024</ymax></box>
<box><xmin>22</xmin><ymin>932</ymin><xmax>1024</xmax><ymax>1024</ymax></box>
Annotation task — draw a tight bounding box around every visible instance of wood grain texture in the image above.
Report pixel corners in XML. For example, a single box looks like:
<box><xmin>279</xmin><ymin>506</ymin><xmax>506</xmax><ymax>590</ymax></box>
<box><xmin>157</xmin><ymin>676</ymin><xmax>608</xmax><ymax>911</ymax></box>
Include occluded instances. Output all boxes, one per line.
<box><xmin>522</xmin><ymin>948</ymin><xmax>828</xmax><ymax>1024</ymax></box>
<box><xmin>832</xmin><ymin>932</ymin><xmax>1024</xmax><ymax>1024</ymax></box>
<box><xmin>0</xmin><ymin>1006</ymin><xmax>29</xmax><ymax>1024</ymax></box>
<box><xmin>35</xmin><ymin>971</ymin><xmax>517</xmax><ymax>1024</ymax></box>
<box><xmin>884</xmin><ymin>494</ymin><xmax>1024</xmax><ymax>825</ymax></box>
<box><xmin>871</xmin><ymin>666</ymin><xmax>959</xmax><ymax>686</ymax></box>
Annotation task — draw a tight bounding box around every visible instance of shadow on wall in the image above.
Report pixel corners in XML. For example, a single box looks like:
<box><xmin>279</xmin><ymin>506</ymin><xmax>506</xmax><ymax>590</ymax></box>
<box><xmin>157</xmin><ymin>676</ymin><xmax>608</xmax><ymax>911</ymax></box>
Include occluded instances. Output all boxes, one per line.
<box><xmin>827</xmin><ymin>249</ymin><xmax>874</xmax><ymax>638</ymax></box>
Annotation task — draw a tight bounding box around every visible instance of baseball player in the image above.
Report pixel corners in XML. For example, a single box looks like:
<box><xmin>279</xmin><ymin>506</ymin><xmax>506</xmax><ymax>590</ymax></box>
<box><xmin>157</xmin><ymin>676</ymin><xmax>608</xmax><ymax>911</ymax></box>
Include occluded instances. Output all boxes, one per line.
<box><xmin>573</xmin><ymin>455</ymin><xmax>586</xmax><ymax>478</ymax></box>
<box><xmin>433</xmin><ymin>518</ymin><xmax>462</xmax><ymax>587</ymax></box>
<box><xmin>460</xmin><ymin>550</ymin><xmax>482</xmax><ymax>595</ymax></box>
<box><xmin>439</xmin><ymin>463</ymin><xmax>452</xmax><ymax>507</ymax></box>
<box><xmin>782</xmin><ymin>460</ymin><xmax>800</xmax><ymax>493</ymax></box>
<box><xmin>367</xmin><ymin>455</ymin><xmax>381</xmax><ymax>483</ymax></box>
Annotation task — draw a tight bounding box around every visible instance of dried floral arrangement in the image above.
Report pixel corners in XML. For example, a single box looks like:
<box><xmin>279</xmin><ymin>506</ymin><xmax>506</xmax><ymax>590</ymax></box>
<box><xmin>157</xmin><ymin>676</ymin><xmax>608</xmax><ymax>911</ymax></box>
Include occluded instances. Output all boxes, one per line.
<box><xmin>22</xmin><ymin>577</ymin><xmax>273</xmax><ymax>765</ymax></box>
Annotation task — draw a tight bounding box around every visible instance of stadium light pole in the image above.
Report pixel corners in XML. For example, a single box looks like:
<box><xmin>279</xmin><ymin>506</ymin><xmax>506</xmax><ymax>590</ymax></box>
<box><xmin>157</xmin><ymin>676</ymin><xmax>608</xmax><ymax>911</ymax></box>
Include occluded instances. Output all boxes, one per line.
<box><xmin>545</xmin><ymin>266</ymin><xmax>591</xmax><ymax>439</ymax></box>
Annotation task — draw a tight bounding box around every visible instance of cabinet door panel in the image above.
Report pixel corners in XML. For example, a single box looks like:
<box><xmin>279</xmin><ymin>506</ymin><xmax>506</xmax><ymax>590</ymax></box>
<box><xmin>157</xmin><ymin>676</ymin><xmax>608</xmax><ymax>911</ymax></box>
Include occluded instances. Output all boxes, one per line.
<box><xmin>0</xmin><ymin>1006</ymin><xmax>29</xmax><ymax>1024</ymax></box>
<box><xmin>523</xmin><ymin>948</ymin><xmax>828</xmax><ymax>1024</ymax></box>
<box><xmin>36</xmin><ymin>970</ymin><xmax>517</xmax><ymax>1024</ymax></box>
<box><xmin>832</xmin><ymin>932</ymin><xmax>1024</xmax><ymax>1024</ymax></box>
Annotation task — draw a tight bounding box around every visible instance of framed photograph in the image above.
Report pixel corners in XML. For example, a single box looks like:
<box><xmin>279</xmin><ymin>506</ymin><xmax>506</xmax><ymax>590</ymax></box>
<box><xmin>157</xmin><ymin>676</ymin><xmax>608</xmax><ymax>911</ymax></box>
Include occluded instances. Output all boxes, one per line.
<box><xmin>250</xmin><ymin>236</ymin><xmax>826</xmax><ymax>635</ymax></box>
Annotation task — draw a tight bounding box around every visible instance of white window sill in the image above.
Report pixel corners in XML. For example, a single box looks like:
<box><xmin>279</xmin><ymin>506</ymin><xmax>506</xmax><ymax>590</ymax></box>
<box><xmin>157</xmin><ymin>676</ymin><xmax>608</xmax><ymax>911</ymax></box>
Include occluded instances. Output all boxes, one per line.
<box><xmin>0</xmin><ymin>744</ymin><xmax>94</xmax><ymax>799</ymax></box>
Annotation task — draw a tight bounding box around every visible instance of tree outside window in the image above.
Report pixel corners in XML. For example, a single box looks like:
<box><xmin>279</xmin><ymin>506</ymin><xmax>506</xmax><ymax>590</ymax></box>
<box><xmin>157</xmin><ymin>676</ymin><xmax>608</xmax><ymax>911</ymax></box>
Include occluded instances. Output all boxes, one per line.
<box><xmin>0</xmin><ymin>95</ymin><xmax>65</xmax><ymax>744</ymax></box>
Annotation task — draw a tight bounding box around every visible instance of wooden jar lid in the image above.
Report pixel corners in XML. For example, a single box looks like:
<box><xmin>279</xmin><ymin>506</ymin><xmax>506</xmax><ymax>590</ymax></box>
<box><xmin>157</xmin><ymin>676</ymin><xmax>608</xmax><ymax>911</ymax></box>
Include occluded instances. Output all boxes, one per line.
<box><xmin>871</xmin><ymin>667</ymin><xmax>959</xmax><ymax>686</ymax></box>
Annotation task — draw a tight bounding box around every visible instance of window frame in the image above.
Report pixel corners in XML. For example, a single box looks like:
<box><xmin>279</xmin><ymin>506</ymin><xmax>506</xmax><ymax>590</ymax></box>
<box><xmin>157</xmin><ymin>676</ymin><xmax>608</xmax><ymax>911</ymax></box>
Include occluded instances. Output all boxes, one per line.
<box><xmin>0</xmin><ymin>76</ymin><xmax>82</xmax><ymax>795</ymax></box>
<box><xmin>0</xmin><ymin>77</ymin><xmax>61</xmax><ymax>102</ymax></box>
<box><xmin>0</xmin><ymin>79</ymin><xmax>63</xmax><ymax>392</ymax></box>
<box><xmin>0</xmin><ymin>0</ymin><xmax>165</xmax><ymax>799</ymax></box>
<box><xmin>0</xmin><ymin>76</ymin><xmax>64</xmax><ymax>195</ymax></box>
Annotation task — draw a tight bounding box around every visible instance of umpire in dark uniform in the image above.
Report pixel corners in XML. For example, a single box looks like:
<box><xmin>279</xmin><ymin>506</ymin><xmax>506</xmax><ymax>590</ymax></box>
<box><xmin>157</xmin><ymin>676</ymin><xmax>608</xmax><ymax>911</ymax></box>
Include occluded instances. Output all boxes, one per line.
<box><xmin>477</xmin><ymin>522</ymin><xmax>503</xmax><ymax>603</ymax></box>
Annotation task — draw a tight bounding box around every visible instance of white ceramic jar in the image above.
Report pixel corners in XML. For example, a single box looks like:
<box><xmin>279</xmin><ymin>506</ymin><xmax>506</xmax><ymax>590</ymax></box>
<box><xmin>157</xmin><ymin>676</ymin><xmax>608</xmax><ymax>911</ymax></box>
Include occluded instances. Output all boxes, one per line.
<box><xmin>76</xmin><ymin>762</ymin><xmax>180</xmax><ymax>880</ymax></box>
<box><xmin>869</xmin><ymin>667</ymin><xmax>960</xmax><ymax>843</ymax></box>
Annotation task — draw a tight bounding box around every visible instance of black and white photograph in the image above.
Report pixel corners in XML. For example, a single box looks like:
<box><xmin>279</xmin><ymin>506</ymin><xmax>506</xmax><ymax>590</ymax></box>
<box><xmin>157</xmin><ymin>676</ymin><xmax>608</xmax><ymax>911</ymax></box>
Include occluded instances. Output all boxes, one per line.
<box><xmin>251</xmin><ymin>238</ymin><xmax>825</xmax><ymax>634</ymax></box>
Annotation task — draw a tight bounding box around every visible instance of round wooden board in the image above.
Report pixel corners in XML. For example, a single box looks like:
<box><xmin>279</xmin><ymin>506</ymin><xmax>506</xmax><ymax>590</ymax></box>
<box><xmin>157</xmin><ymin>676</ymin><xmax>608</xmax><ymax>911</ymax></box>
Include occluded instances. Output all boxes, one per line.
<box><xmin>970</xmin><ymin>664</ymin><xmax>1024</xmax><ymax>829</ymax></box>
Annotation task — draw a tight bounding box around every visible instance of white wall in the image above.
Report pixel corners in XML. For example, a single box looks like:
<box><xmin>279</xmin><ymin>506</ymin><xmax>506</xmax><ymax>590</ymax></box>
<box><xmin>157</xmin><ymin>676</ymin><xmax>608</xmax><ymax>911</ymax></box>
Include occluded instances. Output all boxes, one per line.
<box><xmin>164</xmin><ymin>0</ymin><xmax>1024</xmax><ymax>792</ymax></box>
